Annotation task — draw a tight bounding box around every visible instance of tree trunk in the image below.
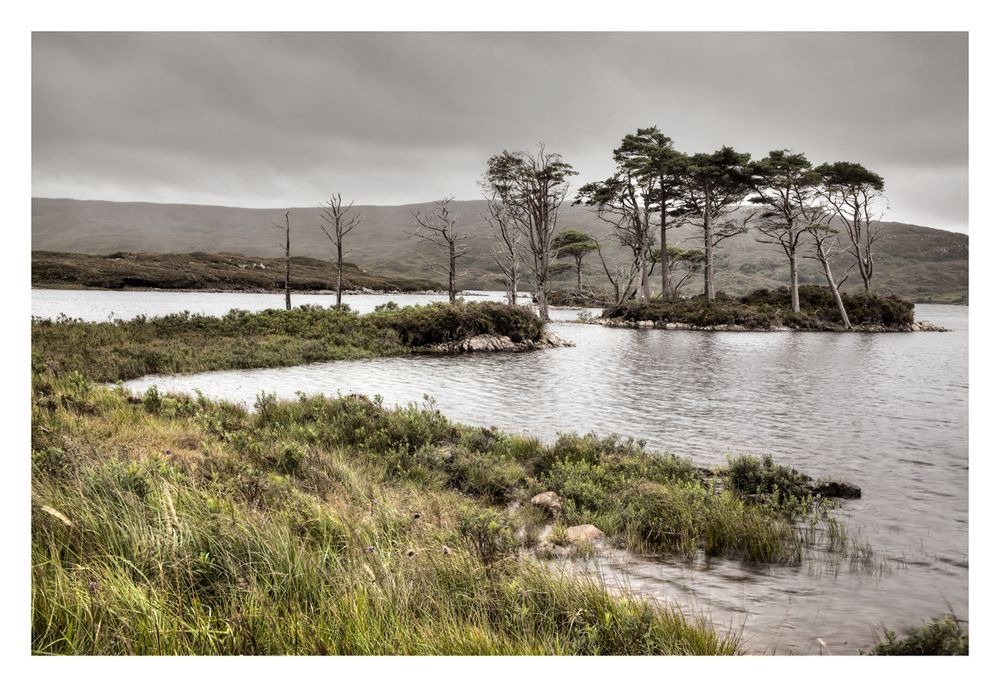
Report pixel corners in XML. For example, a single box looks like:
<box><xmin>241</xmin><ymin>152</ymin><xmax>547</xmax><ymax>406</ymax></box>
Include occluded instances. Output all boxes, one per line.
<box><xmin>788</xmin><ymin>246</ymin><xmax>800</xmax><ymax>313</ymax></box>
<box><xmin>638</xmin><ymin>247</ymin><xmax>649</xmax><ymax>302</ymax></box>
<box><xmin>537</xmin><ymin>248</ymin><xmax>550</xmax><ymax>321</ymax></box>
<box><xmin>284</xmin><ymin>211</ymin><xmax>291</xmax><ymax>311</ymax></box>
<box><xmin>336</xmin><ymin>241</ymin><xmax>343</xmax><ymax>307</ymax></box>
<box><xmin>660</xmin><ymin>213</ymin><xmax>673</xmax><ymax>301</ymax></box>
<box><xmin>448</xmin><ymin>243</ymin><xmax>457</xmax><ymax>303</ymax></box>
<box><xmin>821</xmin><ymin>257</ymin><xmax>851</xmax><ymax>329</ymax></box>
<box><xmin>703</xmin><ymin>201</ymin><xmax>715</xmax><ymax>301</ymax></box>
<box><xmin>510</xmin><ymin>264</ymin><xmax>518</xmax><ymax>306</ymax></box>
<box><xmin>575</xmin><ymin>258</ymin><xmax>583</xmax><ymax>292</ymax></box>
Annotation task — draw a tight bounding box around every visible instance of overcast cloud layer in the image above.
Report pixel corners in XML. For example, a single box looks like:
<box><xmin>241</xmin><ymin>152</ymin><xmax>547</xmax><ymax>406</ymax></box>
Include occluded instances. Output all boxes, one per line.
<box><xmin>32</xmin><ymin>32</ymin><xmax>968</xmax><ymax>232</ymax></box>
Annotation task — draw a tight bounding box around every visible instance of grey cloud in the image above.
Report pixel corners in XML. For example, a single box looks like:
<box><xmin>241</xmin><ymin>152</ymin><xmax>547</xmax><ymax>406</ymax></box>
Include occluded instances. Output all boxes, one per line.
<box><xmin>32</xmin><ymin>32</ymin><xmax>968</xmax><ymax>231</ymax></box>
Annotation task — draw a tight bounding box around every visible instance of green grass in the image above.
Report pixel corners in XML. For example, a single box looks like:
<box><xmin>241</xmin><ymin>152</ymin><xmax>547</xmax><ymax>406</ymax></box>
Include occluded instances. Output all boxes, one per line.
<box><xmin>32</xmin><ymin>372</ymin><xmax>740</xmax><ymax>655</ymax></box>
<box><xmin>30</xmin><ymin>304</ymin><xmax>867</xmax><ymax>655</ymax></box>
<box><xmin>31</xmin><ymin>300</ymin><xmax>545</xmax><ymax>383</ymax></box>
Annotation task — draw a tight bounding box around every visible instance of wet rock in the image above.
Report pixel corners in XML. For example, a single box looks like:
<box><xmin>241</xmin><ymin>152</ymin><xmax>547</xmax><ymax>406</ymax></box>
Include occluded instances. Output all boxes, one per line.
<box><xmin>539</xmin><ymin>331</ymin><xmax>575</xmax><ymax>348</ymax></box>
<box><xmin>530</xmin><ymin>491</ymin><xmax>563</xmax><ymax>513</ymax></box>
<box><xmin>565</xmin><ymin>524</ymin><xmax>605</xmax><ymax>546</ymax></box>
<box><xmin>911</xmin><ymin>321</ymin><xmax>948</xmax><ymax>332</ymax></box>
<box><xmin>421</xmin><ymin>331</ymin><xmax>575</xmax><ymax>353</ymax></box>
<box><xmin>813</xmin><ymin>480</ymin><xmax>862</xmax><ymax>499</ymax></box>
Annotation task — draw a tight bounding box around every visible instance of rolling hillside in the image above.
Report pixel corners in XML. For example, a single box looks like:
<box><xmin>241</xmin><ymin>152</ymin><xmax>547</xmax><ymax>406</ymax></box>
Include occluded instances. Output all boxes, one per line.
<box><xmin>31</xmin><ymin>197</ymin><xmax>968</xmax><ymax>303</ymax></box>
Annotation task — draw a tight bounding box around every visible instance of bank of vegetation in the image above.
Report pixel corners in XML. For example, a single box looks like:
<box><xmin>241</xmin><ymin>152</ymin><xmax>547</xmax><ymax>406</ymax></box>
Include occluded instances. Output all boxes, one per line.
<box><xmin>32</xmin><ymin>371</ymin><xmax>747</xmax><ymax>655</ymax></box>
<box><xmin>31</xmin><ymin>301</ymin><xmax>546</xmax><ymax>383</ymax></box>
<box><xmin>33</xmin><ymin>358</ymin><xmax>870</xmax><ymax>654</ymax></box>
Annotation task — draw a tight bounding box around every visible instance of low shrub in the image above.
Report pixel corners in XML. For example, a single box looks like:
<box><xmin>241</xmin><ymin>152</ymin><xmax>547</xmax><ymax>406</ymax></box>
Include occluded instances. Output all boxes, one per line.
<box><xmin>458</xmin><ymin>506</ymin><xmax>518</xmax><ymax>568</ymax></box>
<box><xmin>866</xmin><ymin>616</ymin><xmax>968</xmax><ymax>655</ymax></box>
<box><xmin>725</xmin><ymin>455</ymin><xmax>814</xmax><ymax>504</ymax></box>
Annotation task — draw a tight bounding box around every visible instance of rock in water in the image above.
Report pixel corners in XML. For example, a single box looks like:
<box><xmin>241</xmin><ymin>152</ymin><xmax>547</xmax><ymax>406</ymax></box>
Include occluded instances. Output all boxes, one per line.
<box><xmin>813</xmin><ymin>480</ymin><xmax>862</xmax><ymax>499</ymax></box>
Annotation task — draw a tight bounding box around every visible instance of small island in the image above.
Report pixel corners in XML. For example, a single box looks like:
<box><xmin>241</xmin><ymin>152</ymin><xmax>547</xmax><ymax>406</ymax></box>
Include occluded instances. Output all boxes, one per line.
<box><xmin>593</xmin><ymin>285</ymin><xmax>946</xmax><ymax>332</ymax></box>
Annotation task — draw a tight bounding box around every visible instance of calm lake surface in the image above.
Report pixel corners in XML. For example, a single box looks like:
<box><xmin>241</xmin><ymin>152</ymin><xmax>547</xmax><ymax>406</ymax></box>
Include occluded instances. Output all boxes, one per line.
<box><xmin>32</xmin><ymin>288</ymin><xmax>969</xmax><ymax>654</ymax></box>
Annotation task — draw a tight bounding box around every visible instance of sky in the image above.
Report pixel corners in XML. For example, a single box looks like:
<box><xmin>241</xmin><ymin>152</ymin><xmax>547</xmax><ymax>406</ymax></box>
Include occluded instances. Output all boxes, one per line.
<box><xmin>32</xmin><ymin>32</ymin><xmax>969</xmax><ymax>232</ymax></box>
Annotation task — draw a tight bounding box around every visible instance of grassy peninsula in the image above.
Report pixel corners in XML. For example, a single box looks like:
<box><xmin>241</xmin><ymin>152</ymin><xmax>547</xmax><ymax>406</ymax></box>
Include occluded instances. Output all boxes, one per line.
<box><xmin>31</xmin><ymin>301</ymin><xmax>866</xmax><ymax>655</ymax></box>
<box><xmin>31</xmin><ymin>301</ymin><xmax>545</xmax><ymax>383</ymax></box>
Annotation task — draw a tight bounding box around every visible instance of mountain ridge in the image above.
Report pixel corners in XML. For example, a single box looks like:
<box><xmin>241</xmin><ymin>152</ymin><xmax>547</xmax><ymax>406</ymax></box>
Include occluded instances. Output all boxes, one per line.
<box><xmin>31</xmin><ymin>197</ymin><xmax>969</xmax><ymax>304</ymax></box>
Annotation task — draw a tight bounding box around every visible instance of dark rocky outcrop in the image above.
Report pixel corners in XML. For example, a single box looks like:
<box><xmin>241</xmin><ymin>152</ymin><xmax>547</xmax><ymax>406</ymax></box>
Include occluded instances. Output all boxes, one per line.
<box><xmin>812</xmin><ymin>480</ymin><xmax>863</xmax><ymax>499</ymax></box>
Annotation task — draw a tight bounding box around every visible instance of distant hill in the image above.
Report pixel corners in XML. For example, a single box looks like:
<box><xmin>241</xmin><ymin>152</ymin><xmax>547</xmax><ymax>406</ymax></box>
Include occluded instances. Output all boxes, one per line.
<box><xmin>31</xmin><ymin>197</ymin><xmax>968</xmax><ymax>303</ymax></box>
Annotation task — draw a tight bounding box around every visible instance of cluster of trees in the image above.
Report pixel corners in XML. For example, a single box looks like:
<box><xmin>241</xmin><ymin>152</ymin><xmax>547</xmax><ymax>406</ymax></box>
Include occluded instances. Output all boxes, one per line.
<box><xmin>568</xmin><ymin>127</ymin><xmax>887</xmax><ymax>327</ymax></box>
<box><xmin>271</xmin><ymin>129</ymin><xmax>885</xmax><ymax>327</ymax></box>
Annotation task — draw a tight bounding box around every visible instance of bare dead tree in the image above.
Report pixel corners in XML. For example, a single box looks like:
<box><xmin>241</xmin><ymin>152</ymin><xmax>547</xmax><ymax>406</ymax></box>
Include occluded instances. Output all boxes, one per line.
<box><xmin>484</xmin><ymin>194</ymin><xmax>523</xmax><ymax>306</ymax></box>
<box><xmin>410</xmin><ymin>196</ymin><xmax>470</xmax><ymax>303</ymax></box>
<box><xmin>272</xmin><ymin>210</ymin><xmax>292</xmax><ymax>310</ymax></box>
<box><xmin>319</xmin><ymin>193</ymin><xmax>362</xmax><ymax>306</ymax></box>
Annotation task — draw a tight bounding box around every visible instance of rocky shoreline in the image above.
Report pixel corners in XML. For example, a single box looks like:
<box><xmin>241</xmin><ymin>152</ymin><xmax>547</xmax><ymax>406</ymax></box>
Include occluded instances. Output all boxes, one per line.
<box><xmin>419</xmin><ymin>331</ymin><xmax>575</xmax><ymax>354</ymax></box>
<box><xmin>593</xmin><ymin>317</ymin><xmax>948</xmax><ymax>333</ymax></box>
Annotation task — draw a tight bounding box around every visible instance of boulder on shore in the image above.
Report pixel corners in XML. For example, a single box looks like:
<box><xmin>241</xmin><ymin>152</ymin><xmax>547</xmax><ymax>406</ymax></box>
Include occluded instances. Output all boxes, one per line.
<box><xmin>564</xmin><ymin>524</ymin><xmax>605</xmax><ymax>546</ymax></box>
<box><xmin>420</xmin><ymin>332</ymin><xmax>575</xmax><ymax>354</ymax></box>
<box><xmin>530</xmin><ymin>491</ymin><xmax>563</xmax><ymax>513</ymax></box>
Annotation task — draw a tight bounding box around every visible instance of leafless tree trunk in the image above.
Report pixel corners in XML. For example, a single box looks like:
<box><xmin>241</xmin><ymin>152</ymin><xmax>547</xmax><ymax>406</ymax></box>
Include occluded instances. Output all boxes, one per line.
<box><xmin>411</xmin><ymin>196</ymin><xmax>470</xmax><ymax>303</ymax></box>
<box><xmin>485</xmin><ymin>195</ymin><xmax>522</xmax><ymax>306</ymax></box>
<box><xmin>272</xmin><ymin>211</ymin><xmax>292</xmax><ymax>310</ymax></box>
<box><xmin>320</xmin><ymin>193</ymin><xmax>362</xmax><ymax>306</ymax></box>
<box><xmin>285</xmin><ymin>211</ymin><xmax>291</xmax><ymax>310</ymax></box>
